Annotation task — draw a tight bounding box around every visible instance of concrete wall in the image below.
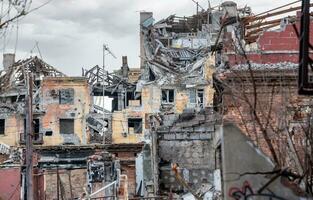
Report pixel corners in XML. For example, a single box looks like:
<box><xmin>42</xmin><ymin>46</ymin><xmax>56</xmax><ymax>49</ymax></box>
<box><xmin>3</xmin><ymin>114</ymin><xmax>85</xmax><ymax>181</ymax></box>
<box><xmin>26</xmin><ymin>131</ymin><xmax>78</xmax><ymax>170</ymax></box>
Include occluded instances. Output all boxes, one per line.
<box><xmin>0</xmin><ymin>77</ymin><xmax>92</xmax><ymax>146</ymax></box>
<box><xmin>111</xmin><ymin>54</ymin><xmax>215</xmax><ymax>144</ymax></box>
<box><xmin>222</xmin><ymin>123</ymin><xmax>306</xmax><ymax>200</ymax></box>
<box><xmin>157</xmin><ymin>111</ymin><xmax>216</xmax><ymax>194</ymax></box>
<box><xmin>112</xmin><ymin>80</ymin><xmax>214</xmax><ymax>144</ymax></box>
<box><xmin>41</xmin><ymin>77</ymin><xmax>91</xmax><ymax>145</ymax></box>
<box><xmin>0</xmin><ymin>114</ymin><xmax>23</xmax><ymax>146</ymax></box>
<box><xmin>112</xmin><ymin>107</ymin><xmax>145</xmax><ymax>144</ymax></box>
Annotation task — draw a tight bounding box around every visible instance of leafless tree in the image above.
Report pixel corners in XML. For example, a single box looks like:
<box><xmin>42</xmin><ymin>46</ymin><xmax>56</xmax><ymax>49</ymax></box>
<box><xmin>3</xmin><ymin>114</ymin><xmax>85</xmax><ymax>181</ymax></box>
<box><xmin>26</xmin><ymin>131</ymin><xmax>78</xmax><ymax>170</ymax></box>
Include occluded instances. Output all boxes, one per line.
<box><xmin>214</xmin><ymin>30</ymin><xmax>313</xmax><ymax>193</ymax></box>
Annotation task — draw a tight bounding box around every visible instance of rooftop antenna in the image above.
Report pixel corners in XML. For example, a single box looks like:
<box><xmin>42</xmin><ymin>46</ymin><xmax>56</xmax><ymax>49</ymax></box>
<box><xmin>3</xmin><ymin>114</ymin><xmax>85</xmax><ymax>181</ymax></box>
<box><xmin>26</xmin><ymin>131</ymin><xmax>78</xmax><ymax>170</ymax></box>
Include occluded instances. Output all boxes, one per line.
<box><xmin>102</xmin><ymin>44</ymin><xmax>116</xmax><ymax>143</ymax></box>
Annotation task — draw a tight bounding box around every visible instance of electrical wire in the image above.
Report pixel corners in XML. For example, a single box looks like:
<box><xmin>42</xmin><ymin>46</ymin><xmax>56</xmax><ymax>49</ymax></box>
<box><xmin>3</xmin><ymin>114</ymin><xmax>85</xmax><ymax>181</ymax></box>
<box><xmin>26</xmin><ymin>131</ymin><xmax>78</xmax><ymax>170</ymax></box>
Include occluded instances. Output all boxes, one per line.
<box><xmin>14</xmin><ymin>17</ymin><xmax>18</xmax><ymax>54</ymax></box>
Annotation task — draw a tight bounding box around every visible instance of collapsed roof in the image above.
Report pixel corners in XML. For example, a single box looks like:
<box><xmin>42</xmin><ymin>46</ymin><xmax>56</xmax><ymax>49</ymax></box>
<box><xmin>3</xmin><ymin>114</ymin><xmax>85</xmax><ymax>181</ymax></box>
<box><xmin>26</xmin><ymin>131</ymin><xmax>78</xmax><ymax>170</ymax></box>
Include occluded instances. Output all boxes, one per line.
<box><xmin>0</xmin><ymin>56</ymin><xmax>65</xmax><ymax>95</ymax></box>
<box><xmin>140</xmin><ymin>11</ymin><xmax>213</xmax><ymax>86</ymax></box>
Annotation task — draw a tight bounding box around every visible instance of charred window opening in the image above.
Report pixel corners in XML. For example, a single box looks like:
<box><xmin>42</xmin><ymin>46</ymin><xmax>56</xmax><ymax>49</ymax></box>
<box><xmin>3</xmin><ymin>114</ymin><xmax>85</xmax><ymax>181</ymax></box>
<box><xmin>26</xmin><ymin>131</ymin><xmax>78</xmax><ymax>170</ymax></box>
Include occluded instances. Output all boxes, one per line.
<box><xmin>128</xmin><ymin>118</ymin><xmax>142</xmax><ymax>134</ymax></box>
<box><xmin>59</xmin><ymin>88</ymin><xmax>74</xmax><ymax>104</ymax></box>
<box><xmin>45</xmin><ymin>131</ymin><xmax>53</xmax><ymax>136</ymax></box>
<box><xmin>162</xmin><ymin>89</ymin><xmax>174</xmax><ymax>104</ymax></box>
<box><xmin>149</xmin><ymin>67</ymin><xmax>156</xmax><ymax>81</ymax></box>
<box><xmin>33</xmin><ymin>119</ymin><xmax>40</xmax><ymax>140</ymax></box>
<box><xmin>34</xmin><ymin>80</ymin><xmax>41</xmax><ymax>88</ymax></box>
<box><xmin>11</xmin><ymin>96</ymin><xmax>17</xmax><ymax>103</ymax></box>
<box><xmin>126</xmin><ymin>92</ymin><xmax>135</xmax><ymax>107</ymax></box>
<box><xmin>0</xmin><ymin>119</ymin><xmax>5</xmax><ymax>135</ymax></box>
<box><xmin>23</xmin><ymin>119</ymin><xmax>40</xmax><ymax>141</ymax></box>
<box><xmin>33</xmin><ymin>119</ymin><xmax>40</xmax><ymax>134</ymax></box>
<box><xmin>60</xmin><ymin>119</ymin><xmax>74</xmax><ymax>134</ymax></box>
<box><xmin>24</xmin><ymin>119</ymin><xmax>40</xmax><ymax>134</ymax></box>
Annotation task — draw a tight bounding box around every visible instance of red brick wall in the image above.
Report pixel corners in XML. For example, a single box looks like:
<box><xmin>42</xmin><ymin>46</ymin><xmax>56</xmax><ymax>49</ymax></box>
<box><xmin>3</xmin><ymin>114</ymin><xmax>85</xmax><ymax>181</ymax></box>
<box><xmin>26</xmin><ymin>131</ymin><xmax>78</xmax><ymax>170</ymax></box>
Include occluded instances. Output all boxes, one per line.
<box><xmin>219</xmin><ymin>71</ymin><xmax>308</xmax><ymax>170</ymax></box>
<box><xmin>121</xmin><ymin>163</ymin><xmax>136</xmax><ymax>197</ymax></box>
<box><xmin>0</xmin><ymin>168</ymin><xmax>20</xmax><ymax>200</ymax></box>
<box><xmin>224</xmin><ymin>21</ymin><xmax>313</xmax><ymax>66</ymax></box>
<box><xmin>116</xmin><ymin>151</ymin><xmax>137</xmax><ymax>198</ymax></box>
<box><xmin>44</xmin><ymin>169</ymin><xmax>86</xmax><ymax>199</ymax></box>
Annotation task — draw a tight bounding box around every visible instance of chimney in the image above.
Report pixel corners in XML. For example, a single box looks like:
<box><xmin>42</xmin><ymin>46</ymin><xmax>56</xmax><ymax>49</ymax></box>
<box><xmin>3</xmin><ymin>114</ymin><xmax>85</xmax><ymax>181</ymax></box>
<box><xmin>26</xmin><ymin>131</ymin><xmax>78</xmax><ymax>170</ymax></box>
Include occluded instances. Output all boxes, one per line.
<box><xmin>3</xmin><ymin>53</ymin><xmax>15</xmax><ymax>71</ymax></box>
<box><xmin>122</xmin><ymin>56</ymin><xmax>129</xmax><ymax>78</ymax></box>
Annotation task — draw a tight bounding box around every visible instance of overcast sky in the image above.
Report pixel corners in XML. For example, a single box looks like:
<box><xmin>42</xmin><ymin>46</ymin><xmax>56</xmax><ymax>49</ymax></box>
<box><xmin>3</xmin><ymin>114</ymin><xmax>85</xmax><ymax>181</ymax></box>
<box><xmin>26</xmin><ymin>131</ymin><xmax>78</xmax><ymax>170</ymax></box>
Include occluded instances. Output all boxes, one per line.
<box><xmin>0</xmin><ymin>0</ymin><xmax>299</xmax><ymax>75</ymax></box>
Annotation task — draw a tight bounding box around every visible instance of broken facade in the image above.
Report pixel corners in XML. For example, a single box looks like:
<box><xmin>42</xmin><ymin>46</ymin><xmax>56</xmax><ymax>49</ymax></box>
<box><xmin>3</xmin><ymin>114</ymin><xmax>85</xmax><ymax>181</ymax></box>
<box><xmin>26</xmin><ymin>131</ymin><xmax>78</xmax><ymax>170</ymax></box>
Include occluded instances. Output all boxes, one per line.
<box><xmin>0</xmin><ymin>56</ymin><xmax>142</xmax><ymax>199</ymax></box>
<box><xmin>1</xmin><ymin>1</ymin><xmax>313</xmax><ymax>199</ymax></box>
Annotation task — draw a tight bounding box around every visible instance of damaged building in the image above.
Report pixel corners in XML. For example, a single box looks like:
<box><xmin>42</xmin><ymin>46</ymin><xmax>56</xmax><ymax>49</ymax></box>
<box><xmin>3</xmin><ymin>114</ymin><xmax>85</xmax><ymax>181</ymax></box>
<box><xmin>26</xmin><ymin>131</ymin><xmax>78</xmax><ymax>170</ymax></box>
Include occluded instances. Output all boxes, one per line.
<box><xmin>1</xmin><ymin>1</ymin><xmax>313</xmax><ymax>199</ymax></box>
<box><xmin>0</xmin><ymin>55</ymin><xmax>143</xmax><ymax>199</ymax></box>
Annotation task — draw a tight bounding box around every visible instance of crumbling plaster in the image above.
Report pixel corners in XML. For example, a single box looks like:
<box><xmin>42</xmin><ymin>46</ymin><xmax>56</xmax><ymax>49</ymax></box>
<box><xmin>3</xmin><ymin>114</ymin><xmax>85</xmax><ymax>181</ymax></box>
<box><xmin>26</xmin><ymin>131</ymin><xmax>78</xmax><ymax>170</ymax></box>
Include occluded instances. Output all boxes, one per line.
<box><xmin>41</xmin><ymin>77</ymin><xmax>91</xmax><ymax>146</ymax></box>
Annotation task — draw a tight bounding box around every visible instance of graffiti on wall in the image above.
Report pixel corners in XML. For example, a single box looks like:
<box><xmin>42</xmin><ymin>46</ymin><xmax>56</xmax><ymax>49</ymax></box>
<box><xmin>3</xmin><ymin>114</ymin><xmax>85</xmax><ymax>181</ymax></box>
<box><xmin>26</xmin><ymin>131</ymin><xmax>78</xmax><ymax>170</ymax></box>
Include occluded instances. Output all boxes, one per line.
<box><xmin>228</xmin><ymin>181</ymin><xmax>287</xmax><ymax>200</ymax></box>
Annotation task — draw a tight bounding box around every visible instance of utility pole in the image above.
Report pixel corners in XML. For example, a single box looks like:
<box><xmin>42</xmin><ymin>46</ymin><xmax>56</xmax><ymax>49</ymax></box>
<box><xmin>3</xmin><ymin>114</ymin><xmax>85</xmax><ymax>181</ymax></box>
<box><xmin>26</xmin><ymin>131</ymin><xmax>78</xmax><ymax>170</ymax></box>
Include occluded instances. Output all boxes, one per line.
<box><xmin>25</xmin><ymin>72</ymin><xmax>33</xmax><ymax>200</ymax></box>
<box><xmin>102</xmin><ymin>44</ymin><xmax>116</xmax><ymax>143</ymax></box>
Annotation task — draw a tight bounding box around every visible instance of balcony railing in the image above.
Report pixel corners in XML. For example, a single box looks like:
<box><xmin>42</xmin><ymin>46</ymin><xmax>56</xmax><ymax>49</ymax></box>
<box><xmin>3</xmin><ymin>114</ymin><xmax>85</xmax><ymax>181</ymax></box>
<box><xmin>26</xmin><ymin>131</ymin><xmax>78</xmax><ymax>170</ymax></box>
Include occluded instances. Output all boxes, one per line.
<box><xmin>20</xmin><ymin>132</ymin><xmax>44</xmax><ymax>145</ymax></box>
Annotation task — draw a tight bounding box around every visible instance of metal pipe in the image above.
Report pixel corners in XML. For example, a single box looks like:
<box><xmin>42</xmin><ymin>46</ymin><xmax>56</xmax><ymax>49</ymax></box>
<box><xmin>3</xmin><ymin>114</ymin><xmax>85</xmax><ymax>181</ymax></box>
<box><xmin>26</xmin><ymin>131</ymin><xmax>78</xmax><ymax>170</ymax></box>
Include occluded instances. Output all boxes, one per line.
<box><xmin>246</xmin><ymin>18</ymin><xmax>289</xmax><ymax>29</ymax></box>
<box><xmin>254</xmin><ymin>0</ymin><xmax>301</xmax><ymax>17</ymax></box>
<box><xmin>89</xmin><ymin>181</ymin><xmax>117</xmax><ymax>198</ymax></box>
<box><xmin>248</xmin><ymin>3</ymin><xmax>313</xmax><ymax>22</ymax></box>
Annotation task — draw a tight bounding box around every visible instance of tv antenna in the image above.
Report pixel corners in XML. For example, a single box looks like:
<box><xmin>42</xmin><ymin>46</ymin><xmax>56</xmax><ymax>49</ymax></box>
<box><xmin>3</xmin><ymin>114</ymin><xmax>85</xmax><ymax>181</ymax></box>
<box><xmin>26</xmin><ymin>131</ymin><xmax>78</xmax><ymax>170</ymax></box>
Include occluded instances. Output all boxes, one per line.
<box><xmin>102</xmin><ymin>44</ymin><xmax>116</xmax><ymax>143</ymax></box>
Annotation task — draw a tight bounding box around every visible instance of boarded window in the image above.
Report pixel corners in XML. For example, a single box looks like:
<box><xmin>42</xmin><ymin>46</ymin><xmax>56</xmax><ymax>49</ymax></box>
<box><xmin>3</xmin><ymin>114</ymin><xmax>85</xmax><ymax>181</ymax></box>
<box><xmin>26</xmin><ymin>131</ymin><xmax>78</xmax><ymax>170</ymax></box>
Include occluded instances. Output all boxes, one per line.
<box><xmin>0</xmin><ymin>119</ymin><xmax>4</xmax><ymax>135</ymax></box>
<box><xmin>59</xmin><ymin>88</ymin><xmax>74</xmax><ymax>104</ymax></box>
<box><xmin>162</xmin><ymin>89</ymin><xmax>174</xmax><ymax>103</ymax></box>
<box><xmin>60</xmin><ymin>119</ymin><xmax>74</xmax><ymax>134</ymax></box>
<box><xmin>128</xmin><ymin>118</ymin><xmax>142</xmax><ymax>134</ymax></box>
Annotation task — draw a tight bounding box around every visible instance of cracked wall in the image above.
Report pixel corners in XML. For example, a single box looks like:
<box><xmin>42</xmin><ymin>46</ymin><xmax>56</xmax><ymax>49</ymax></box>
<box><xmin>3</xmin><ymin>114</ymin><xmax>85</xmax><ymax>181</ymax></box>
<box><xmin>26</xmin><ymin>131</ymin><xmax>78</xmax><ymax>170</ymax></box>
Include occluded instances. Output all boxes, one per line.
<box><xmin>41</xmin><ymin>77</ymin><xmax>91</xmax><ymax>145</ymax></box>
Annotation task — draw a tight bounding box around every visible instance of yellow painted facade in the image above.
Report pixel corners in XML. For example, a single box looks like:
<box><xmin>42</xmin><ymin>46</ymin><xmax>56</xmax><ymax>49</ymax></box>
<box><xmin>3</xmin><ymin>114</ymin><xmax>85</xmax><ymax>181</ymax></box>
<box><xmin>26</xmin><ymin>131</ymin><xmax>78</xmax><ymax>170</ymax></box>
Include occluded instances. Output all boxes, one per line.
<box><xmin>0</xmin><ymin>77</ymin><xmax>91</xmax><ymax>147</ymax></box>
<box><xmin>41</xmin><ymin>77</ymin><xmax>91</xmax><ymax>146</ymax></box>
<box><xmin>0</xmin><ymin>115</ymin><xmax>23</xmax><ymax>146</ymax></box>
<box><xmin>112</xmin><ymin>55</ymin><xmax>215</xmax><ymax>143</ymax></box>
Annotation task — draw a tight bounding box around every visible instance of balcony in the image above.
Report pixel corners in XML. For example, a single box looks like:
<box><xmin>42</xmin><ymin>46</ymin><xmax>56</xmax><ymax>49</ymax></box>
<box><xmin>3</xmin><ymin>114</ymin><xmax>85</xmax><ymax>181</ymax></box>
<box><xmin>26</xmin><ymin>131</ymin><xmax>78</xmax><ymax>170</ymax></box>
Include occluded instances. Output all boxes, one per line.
<box><xmin>20</xmin><ymin>132</ymin><xmax>44</xmax><ymax>145</ymax></box>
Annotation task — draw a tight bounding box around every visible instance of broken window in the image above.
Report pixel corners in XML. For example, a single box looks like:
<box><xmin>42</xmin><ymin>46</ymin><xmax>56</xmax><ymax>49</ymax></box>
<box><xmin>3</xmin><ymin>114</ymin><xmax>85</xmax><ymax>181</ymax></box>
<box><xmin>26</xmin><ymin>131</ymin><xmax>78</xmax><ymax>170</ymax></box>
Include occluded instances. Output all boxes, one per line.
<box><xmin>23</xmin><ymin>119</ymin><xmax>40</xmax><ymax>134</ymax></box>
<box><xmin>59</xmin><ymin>88</ymin><xmax>74</xmax><ymax>104</ymax></box>
<box><xmin>45</xmin><ymin>131</ymin><xmax>53</xmax><ymax>136</ymax></box>
<box><xmin>197</xmin><ymin>89</ymin><xmax>204</xmax><ymax>108</ymax></box>
<box><xmin>33</xmin><ymin>119</ymin><xmax>40</xmax><ymax>134</ymax></box>
<box><xmin>60</xmin><ymin>119</ymin><xmax>74</xmax><ymax>134</ymax></box>
<box><xmin>189</xmin><ymin>89</ymin><xmax>204</xmax><ymax>108</ymax></box>
<box><xmin>162</xmin><ymin>89</ymin><xmax>174</xmax><ymax>104</ymax></box>
<box><xmin>126</xmin><ymin>92</ymin><xmax>135</xmax><ymax>107</ymax></box>
<box><xmin>0</xmin><ymin>119</ymin><xmax>5</xmax><ymax>135</ymax></box>
<box><xmin>189</xmin><ymin>89</ymin><xmax>196</xmax><ymax>104</ymax></box>
<box><xmin>128</xmin><ymin>118</ymin><xmax>142</xmax><ymax>134</ymax></box>
<box><xmin>149</xmin><ymin>67</ymin><xmax>156</xmax><ymax>81</ymax></box>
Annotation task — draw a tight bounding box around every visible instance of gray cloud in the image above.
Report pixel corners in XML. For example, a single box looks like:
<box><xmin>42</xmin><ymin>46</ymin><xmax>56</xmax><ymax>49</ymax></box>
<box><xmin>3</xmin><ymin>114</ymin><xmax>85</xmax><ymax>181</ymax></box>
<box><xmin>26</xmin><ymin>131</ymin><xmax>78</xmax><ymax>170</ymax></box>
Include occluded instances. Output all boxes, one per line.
<box><xmin>1</xmin><ymin>0</ymin><xmax>298</xmax><ymax>75</ymax></box>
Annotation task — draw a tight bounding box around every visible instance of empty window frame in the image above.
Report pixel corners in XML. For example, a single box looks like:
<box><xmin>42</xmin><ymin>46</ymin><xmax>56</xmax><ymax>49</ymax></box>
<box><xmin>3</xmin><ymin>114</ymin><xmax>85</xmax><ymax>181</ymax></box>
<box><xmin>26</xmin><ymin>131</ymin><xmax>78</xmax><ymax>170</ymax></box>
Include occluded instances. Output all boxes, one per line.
<box><xmin>189</xmin><ymin>89</ymin><xmax>204</xmax><ymax>108</ymax></box>
<box><xmin>128</xmin><ymin>118</ymin><xmax>142</xmax><ymax>134</ymax></box>
<box><xmin>45</xmin><ymin>131</ymin><xmax>53</xmax><ymax>136</ymax></box>
<box><xmin>60</xmin><ymin>119</ymin><xmax>74</xmax><ymax>134</ymax></box>
<box><xmin>0</xmin><ymin>119</ymin><xmax>4</xmax><ymax>135</ymax></box>
<box><xmin>162</xmin><ymin>89</ymin><xmax>174</xmax><ymax>104</ymax></box>
<box><xmin>23</xmin><ymin>119</ymin><xmax>40</xmax><ymax>134</ymax></box>
<box><xmin>59</xmin><ymin>88</ymin><xmax>74</xmax><ymax>104</ymax></box>
<box><xmin>197</xmin><ymin>89</ymin><xmax>204</xmax><ymax>108</ymax></box>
